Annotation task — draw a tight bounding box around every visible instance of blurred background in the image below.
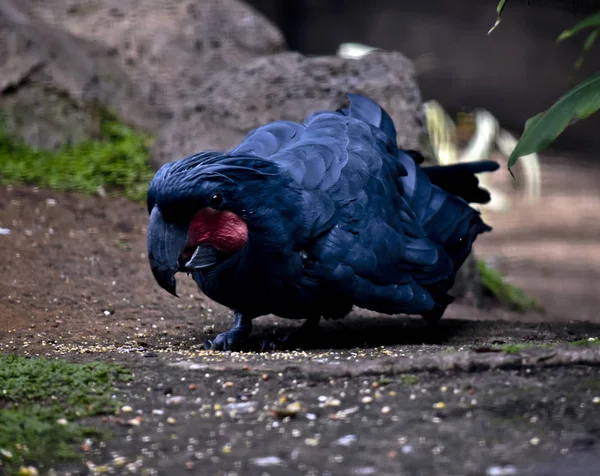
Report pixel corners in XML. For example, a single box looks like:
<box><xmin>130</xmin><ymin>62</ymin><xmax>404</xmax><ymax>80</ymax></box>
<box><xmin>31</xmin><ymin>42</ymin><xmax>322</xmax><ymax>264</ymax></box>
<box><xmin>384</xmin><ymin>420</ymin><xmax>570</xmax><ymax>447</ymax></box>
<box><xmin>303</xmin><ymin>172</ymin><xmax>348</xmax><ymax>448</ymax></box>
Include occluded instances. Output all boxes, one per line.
<box><xmin>249</xmin><ymin>0</ymin><xmax>600</xmax><ymax>152</ymax></box>
<box><xmin>1</xmin><ymin>0</ymin><xmax>599</xmax><ymax>348</ymax></box>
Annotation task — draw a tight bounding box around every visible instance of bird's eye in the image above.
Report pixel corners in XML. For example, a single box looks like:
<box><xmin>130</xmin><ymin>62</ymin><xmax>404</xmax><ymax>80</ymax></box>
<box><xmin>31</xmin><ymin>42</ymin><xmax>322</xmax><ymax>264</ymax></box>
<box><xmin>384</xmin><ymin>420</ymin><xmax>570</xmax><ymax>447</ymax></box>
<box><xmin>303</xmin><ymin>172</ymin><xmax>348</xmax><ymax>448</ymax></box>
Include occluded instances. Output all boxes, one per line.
<box><xmin>209</xmin><ymin>192</ymin><xmax>224</xmax><ymax>208</ymax></box>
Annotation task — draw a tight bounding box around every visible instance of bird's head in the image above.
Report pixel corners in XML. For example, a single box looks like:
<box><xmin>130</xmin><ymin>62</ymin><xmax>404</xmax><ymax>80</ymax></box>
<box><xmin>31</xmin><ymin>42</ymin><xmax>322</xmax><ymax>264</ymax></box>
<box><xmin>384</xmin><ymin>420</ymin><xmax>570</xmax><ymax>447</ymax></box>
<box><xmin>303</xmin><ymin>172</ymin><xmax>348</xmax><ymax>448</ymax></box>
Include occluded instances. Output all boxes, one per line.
<box><xmin>146</xmin><ymin>151</ymin><xmax>298</xmax><ymax>296</ymax></box>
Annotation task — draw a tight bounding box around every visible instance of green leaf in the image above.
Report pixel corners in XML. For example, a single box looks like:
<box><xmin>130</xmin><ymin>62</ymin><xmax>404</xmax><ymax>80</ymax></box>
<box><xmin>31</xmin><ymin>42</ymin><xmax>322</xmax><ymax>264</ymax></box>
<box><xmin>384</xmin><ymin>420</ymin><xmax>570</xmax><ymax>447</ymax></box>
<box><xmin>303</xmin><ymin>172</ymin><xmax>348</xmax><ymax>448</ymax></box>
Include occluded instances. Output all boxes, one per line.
<box><xmin>488</xmin><ymin>0</ymin><xmax>508</xmax><ymax>34</ymax></box>
<box><xmin>573</xmin><ymin>29</ymin><xmax>599</xmax><ymax>72</ymax></box>
<box><xmin>477</xmin><ymin>260</ymin><xmax>542</xmax><ymax>312</ymax></box>
<box><xmin>583</xmin><ymin>28</ymin><xmax>599</xmax><ymax>50</ymax></box>
<box><xmin>558</xmin><ymin>11</ymin><xmax>600</xmax><ymax>42</ymax></box>
<box><xmin>508</xmin><ymin>70</ymin><xmax>600</xmax><ymax>169</ymax></box>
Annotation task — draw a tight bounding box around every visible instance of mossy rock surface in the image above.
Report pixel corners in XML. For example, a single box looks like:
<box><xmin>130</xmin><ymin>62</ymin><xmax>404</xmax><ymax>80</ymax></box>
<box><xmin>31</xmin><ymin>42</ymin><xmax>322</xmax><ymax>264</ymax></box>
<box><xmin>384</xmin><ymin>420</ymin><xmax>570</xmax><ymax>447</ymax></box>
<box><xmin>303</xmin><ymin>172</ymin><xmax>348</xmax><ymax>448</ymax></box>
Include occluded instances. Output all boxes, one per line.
<box><xmin>0</xmin><ymin>112</ymin><xmax>154</xmax><ymax>203</ymax></box>
<box><xmin>0</xmin><ymin>354</ymin><xmax>132</xmax><ymax>475</ymax></box>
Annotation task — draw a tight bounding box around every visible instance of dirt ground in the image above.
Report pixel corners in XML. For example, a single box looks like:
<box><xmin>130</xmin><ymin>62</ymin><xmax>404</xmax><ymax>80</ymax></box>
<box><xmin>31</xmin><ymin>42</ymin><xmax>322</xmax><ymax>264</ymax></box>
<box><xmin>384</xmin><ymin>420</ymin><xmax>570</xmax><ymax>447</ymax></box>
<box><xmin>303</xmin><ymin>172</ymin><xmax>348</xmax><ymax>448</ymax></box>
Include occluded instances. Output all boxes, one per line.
<box><xmin>1</xmin><ymin>150</ymin><xmax>600</xmax><ymax>475</ymax></box>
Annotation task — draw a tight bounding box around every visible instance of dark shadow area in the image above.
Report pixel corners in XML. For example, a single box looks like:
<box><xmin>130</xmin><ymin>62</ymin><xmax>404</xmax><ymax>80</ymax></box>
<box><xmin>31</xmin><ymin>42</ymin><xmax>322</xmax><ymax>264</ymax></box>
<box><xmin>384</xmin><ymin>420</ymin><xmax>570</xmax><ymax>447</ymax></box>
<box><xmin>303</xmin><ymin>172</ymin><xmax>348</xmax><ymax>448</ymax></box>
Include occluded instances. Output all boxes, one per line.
<box><xmin>174</xmin><ymin>314</ymin><xmax>600</xmax><ymax>352</ymax></box>
<box><xmin>251</xmin><ymin>316</ymin><xmax>475</xmax><ymax>350</ymax></box>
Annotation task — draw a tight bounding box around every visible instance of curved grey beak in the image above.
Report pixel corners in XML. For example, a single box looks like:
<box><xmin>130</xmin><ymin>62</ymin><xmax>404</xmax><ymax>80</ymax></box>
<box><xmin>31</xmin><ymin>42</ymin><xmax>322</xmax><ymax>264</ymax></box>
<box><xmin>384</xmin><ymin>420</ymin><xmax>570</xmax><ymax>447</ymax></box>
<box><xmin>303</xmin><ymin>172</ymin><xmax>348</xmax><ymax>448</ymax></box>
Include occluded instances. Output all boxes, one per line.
<box><xmin>147</xmin><ymin>207</ymin><xmax>188</xmax><ymax>297</ymax></box>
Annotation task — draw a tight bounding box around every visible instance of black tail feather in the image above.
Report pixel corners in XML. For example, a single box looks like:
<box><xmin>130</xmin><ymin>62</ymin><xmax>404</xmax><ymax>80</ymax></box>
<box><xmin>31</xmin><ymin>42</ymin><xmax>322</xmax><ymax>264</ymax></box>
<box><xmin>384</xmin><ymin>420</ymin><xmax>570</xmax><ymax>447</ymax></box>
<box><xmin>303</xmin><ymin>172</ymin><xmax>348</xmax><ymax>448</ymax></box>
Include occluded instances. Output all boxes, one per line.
<box><xmin>422</xmin><ymin>161</ymin><xmax>500</xmax><ymax>204</ymax></box>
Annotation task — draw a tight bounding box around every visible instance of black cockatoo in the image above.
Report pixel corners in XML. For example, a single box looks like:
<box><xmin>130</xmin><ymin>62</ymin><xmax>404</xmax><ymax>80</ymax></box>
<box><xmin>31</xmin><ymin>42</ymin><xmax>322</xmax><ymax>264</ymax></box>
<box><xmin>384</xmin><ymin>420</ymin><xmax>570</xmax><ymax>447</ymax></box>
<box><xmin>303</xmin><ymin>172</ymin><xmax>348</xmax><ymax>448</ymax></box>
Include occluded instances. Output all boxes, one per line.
<box><xmin>147</xmin><ymin>94</ymin><xmax>498</xmax><ymax>351</ymax></box>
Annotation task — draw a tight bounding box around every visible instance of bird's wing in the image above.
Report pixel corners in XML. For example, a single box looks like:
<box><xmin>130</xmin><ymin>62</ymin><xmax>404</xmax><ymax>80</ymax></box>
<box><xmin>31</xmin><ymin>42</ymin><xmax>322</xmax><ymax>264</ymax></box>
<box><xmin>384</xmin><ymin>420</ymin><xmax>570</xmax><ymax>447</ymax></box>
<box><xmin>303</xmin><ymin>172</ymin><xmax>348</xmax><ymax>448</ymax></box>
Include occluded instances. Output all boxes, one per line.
<box><xmin>266</xmin><ymin>110</ymin><xmax>451</xmax><ymax>315</ymax></box>
<box><xmin>229</xmin><ymin>121</ymin><xmax>305</xmax><ymax>158</ymax></box>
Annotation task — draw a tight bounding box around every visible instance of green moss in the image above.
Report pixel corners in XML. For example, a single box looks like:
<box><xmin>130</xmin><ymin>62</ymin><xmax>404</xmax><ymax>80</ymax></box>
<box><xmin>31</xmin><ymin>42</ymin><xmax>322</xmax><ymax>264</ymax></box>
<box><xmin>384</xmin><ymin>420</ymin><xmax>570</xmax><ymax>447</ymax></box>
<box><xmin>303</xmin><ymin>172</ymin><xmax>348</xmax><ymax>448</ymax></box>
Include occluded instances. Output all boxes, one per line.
<box><xmin>496</xmin><ymin>343</ymin><xmax>547</xmax><ymax>354</ymax></box>
<box><xmin>0</xmin><ymin>112</ymin><xmax>155</xmax><ymax>203</ymax></box>
<box><xmin>495</xmin><ymin>338</ymin><xmax>600</xmax><ymax>354</ymax></box>
<box><xmin>0</xmin><ymin>354</ymin><xmax>132</xmax><ymax>475</ymax></box>
<box><xmin>477</xmin><ymin>259</ymin><xmax>543</xmax><ymax>312</ymax></box>
<box><xmin>569</xmin><ymin>337</ymin><xmax>600</xmax><ymax>346</ymax></box>
<box><xmin>398</xmin><ymin>374</ymin><xmax>420</xmax><ymax>385</ymax></box>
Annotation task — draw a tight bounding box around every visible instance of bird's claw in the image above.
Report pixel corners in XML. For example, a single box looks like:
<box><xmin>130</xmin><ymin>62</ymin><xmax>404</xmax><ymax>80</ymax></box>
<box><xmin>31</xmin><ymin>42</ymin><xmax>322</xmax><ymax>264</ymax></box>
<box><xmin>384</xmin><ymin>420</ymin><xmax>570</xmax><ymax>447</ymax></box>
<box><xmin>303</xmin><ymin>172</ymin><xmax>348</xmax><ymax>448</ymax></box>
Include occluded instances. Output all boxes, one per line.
<box><xmin>204</xmin><ymin>329</ymin><xmax>249</xmax><ymax>351</ymax></box>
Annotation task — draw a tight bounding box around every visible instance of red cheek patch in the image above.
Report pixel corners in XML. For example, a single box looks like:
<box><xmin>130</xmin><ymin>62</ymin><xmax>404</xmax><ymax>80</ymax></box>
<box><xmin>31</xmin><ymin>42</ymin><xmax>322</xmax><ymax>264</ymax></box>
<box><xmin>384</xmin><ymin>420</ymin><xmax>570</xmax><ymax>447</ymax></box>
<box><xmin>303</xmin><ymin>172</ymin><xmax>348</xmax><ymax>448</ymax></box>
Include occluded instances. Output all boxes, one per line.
<box><xmin>187</xmin><ymin>208</ymin><xmax>248</xmax><ymax>254</ymax></box>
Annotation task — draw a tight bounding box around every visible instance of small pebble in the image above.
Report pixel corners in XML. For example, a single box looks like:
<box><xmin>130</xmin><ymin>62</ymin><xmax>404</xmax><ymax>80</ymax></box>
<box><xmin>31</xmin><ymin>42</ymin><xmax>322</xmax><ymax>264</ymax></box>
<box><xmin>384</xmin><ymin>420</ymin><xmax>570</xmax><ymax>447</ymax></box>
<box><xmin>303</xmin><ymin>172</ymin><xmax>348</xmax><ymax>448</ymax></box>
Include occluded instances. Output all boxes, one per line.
<box><xmin>324</xmin><ymin>398</ymin><xmax>341</xmax><ymax>407</ymax></box>
<box><xmin>166</xmin><ymin>396</ymin><xmax>185</xmax><ymax>405</ymax></box>
<box><xmin>272</xmin><ymin>402</ymin><xmax>301</xmax><ymax>418</ymax></box>
<box><xmin>351</xmin><ymin>467</ymin><xmax>376</xmax><ymax>475</ymax></box>
<box><xmin>330</xmin><ymin>406</ymin><xmax>359</xmax><ymax>420</ymax></box>
<box><xmin>334</xmin><ymin>434</ymin><xmax>357</xmax><ymax>446</ymax></box>
<box><xmin>251</xmin><ymin>456</ymin><xmax>282</xmax><ymax>467</ymax></box>
<box><xmin>127</xmin><ymin>417</ymin><xmax>143</xmax><ymax>426</ymax></box>
<box><xmin>486</xmin><ymin>465</ymin><xmax>518</xmax><ymax>476</ymax></box>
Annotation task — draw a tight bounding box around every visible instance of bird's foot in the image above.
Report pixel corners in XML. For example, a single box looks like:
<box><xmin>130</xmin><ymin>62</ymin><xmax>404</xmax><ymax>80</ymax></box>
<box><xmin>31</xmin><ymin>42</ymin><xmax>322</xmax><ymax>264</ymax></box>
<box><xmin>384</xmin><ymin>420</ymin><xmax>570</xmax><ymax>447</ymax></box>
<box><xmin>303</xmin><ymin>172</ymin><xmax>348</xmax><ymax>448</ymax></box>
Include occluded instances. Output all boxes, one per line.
<box><xmin>204</xmin><ymin>328</ymin><xmax>251</xmax><ymax>351</ymax></box>
<box><xmin>204</xmin><ymin>312</ymin><xmax>252</xmax><ymax>351</ymax></box>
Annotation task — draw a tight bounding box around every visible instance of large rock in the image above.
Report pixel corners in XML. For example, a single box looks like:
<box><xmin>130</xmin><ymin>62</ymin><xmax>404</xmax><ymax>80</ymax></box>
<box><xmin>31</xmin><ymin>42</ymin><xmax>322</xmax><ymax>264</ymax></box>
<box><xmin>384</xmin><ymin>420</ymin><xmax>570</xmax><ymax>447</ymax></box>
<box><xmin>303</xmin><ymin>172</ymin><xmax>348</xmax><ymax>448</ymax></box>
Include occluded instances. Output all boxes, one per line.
<box><xmin>152</xmin><ymin>51</ymin><xmax>430</xmax><ymax>167</ymax></box>
<box><xmin>0</xmin><ymin>0</ymin><xmax>285</xmax><ymax>150</ymax></box>
<box><xmin>23</xmin><ymin>0</ymin><xmax>287</xmax><ymax>117</ymax></box>
<box><xmin>0</xmin><ymin>1</ymin><xmax>159</xmax><ymax>149</ymax></box>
